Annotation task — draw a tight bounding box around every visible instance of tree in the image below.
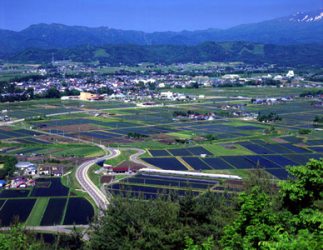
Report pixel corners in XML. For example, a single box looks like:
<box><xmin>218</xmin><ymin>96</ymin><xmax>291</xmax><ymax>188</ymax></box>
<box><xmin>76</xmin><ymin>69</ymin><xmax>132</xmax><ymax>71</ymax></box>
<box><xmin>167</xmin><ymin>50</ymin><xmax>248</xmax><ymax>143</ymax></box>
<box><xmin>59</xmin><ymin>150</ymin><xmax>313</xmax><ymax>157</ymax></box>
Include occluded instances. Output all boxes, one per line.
<box><xmin>148</xmin><ymin>82</ymin><xmax>156</xmax><ymax>90</ymax></box>
<box><xmin>88</xmin><ymin>197</ymin><xmax>184</xmax><ymax>250</ymax></box>
<box><xmin>97</xmin><ymin>87</ymin><xmax>113</xmax><ymax>95</ymax></box>
<box><xmin>173</xmin><ymin>111</ymin><xmax>188</xmax><ymax>117</ymax></box>
<box><xmin>63</xmin><ymin>88</ymin><xmax>81</xmax><ymax>96</ymax></box>
<box><xmin>0</xmin><ymin>224</ymin><xmax>45</xmax><ymax>250</ymax></box>
<box><xmin>221</xmin><ymin>159</ymin><xmax>323</xmax><ymax>250</ymax></box>
<box><xmin>45</xmin><ymin>87</ymin><xmax>61</xmax><ymax>98</ymax></box>
<box><xmin>0</xmin><ymin>155</ymin><xmax>18</xmax><ymax>179</ymax></box>
<box><xmin>221</xmin><ymin>187</ymin><xmax>278</xmax><ymax>249</ymax></box>
<box><xmin>190</xmin><ymin>82</ymin><xmax>199</xmax><ymax>89</ymax></box>
<box><xmin>264</xmin><ymin>125</ymin><xmax>277</xmax><ymax>135</ymax></box>
<box><xmin>260</xmin><ymin>229</ymin><xmax>322</xmax><ymax>250</ymax></box>
<box><xmin>88</xmin><ymin>192</ymin><xmax>237</xmax><ymax>250</ymax></box>
<box><xmin>204</xmin><ymin>134</ymin><xmax>218</xmax><ymax>141</ymax></box>
<box><xmin>127</xmin><ymin>132</ymin><xmax>148</xmax><ymax>139</ymax></box>
<box><xmin>0</xmin><ymin>224</ymin><xmax>86</xmax><ymax>250</ymax></box>
<box><xmin>257</xmin><ymin>112</ymin><xmax>282</xmax><ymax>123</ymax></box>
<box><xmin>298</xmin><ymin>129</ymin><xmax>311</xmax><ymax>135</ymax></box>
<box><xmin>300</xmin><ymin>90</ymin><xmax>323</xmax><ymax>98</ymax></box>
<box><xmin>26</xmin><ymin>88</ymin><xmax>35</xmax><ymax>99</ymax></box>
<box><xmin>184</xmin><ymin>236</ymin><xmax>215</xmax><ymax>250</ymax></box>
<box><xmin>279</xmin><ymin>158</ymin><xmax>323</xmax><ymax>214</ymax></box>
<box><xmin>57</xmin><ymin>227</ymin><xmax>84</xmax><ymax>250</ymax></box>
<box><xmin>313</xmin><ymin>115</ymin><xmax>323</xmax><ymax>127</ymax></box>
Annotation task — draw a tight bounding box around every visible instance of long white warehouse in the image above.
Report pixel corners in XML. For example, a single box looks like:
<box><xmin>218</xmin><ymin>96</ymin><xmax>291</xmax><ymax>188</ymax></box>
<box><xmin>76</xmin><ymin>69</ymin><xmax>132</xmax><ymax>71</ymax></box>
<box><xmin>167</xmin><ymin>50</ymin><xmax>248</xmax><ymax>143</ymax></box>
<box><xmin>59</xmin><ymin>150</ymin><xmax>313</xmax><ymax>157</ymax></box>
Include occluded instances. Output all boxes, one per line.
<box><xmin>138</xmin><ymin>168</ymin><xmax>242</xmax><ymax>180</ymax></box>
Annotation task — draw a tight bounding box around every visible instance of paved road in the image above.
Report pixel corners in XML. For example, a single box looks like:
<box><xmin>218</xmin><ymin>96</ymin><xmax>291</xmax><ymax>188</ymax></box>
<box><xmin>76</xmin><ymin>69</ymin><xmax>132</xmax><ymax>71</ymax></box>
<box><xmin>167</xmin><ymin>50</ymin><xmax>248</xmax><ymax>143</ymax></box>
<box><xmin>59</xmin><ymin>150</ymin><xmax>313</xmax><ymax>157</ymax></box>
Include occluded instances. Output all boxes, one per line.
<box><xmin>125</xmin><ymin>147</ymin><xmax>156</xmax><ymax>168</ymax></box>
<box><xmin>0</xmin><ymin>225</ymin><xmax>88</xmax><ymax>233</ymax></box>
<box><xmin>0</xmin><ymin>115</ymin><xmax>156</xmax><ymax>211</ymax></box>
<box><xmin>128</xmin><ymin>148</ymin><xmax>147</xmax><ymax>165</ymax></box>
<box><xmin>20</xmin><ymin>127</ymin><xmax>148</xmax><ymax>211</ymax></box>
<box><xmin>0</xmin><ymin>147</ymin><xmax>148</xmax><ymax>237</ymax></box>
<box><xmin>16</xmin><ymin>128</ymin><xmax>120</xmax><ymax>210</ymax></box>
<box><xmin>0</xmin><ymin>225</ymin><xmax>90</xmax><ymax>240</ymax></box>
<box><xmin>75</xmin><ymin>146</ymin><xmax>153</xmax><ymax>211</ymax></box>
<box><xmin>75</xmin><ymin>145</ymin><xmax>120</xmax><ymax>210</ymax></box>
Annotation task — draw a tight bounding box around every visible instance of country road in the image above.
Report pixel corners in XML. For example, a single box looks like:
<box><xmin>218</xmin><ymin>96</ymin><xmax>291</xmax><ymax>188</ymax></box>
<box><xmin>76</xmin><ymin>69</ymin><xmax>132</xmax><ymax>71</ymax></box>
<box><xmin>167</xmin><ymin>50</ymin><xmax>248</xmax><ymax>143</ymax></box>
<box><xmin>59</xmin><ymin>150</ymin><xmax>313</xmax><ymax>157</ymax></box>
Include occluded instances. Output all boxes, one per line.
<box><xmin>75</xmin><ymin>145</ymin><xmax>152</xmax><ymax>211</ymax></box>
<box><xmin>126</xmin><ymin>147</ymin><xmax>156</xmax><ymax>168</ymax></box>
<box><xmin>0</xmin><ymin>112</ymin><xmax>157</xmax><ymax>225</ymax></box>
<box><xmin>0</xmin><ymin>225</ymin><xmax>88</xmax><ymax>234</ymax></box>
<box><xmin>75</xmin><ymin>146</ymin><xmax>120</xmax><ymax>210</ymax></box>
<box><xmin>0</xmin><ymin>147</ymin><xmax>150</xmax><ymax>237</ymax></box>
<box><xmin>9</xmin><ymin>125</ymin><xmax>150</xmax><ymax>211</ymax></box>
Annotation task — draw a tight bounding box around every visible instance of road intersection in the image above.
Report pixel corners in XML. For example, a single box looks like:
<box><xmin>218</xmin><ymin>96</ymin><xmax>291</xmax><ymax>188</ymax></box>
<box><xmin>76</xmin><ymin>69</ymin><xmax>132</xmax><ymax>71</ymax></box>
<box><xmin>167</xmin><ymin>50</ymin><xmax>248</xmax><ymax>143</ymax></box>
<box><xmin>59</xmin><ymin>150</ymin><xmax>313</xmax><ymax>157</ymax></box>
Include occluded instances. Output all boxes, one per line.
<box><xmin>75</xmin><ymin>145</ymin><xmax>152</xmax><ymax>210</ymax></box>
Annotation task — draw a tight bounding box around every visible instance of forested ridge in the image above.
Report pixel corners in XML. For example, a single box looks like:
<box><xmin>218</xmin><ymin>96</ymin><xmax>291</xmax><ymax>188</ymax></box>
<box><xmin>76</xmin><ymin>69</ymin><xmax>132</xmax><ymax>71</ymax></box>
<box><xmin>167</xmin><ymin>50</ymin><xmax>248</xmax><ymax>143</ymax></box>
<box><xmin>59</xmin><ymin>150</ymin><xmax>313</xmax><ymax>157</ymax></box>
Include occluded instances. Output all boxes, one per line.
<box><xmin>5</xmin><ymin>42</ymin><xmax>323</xmax><ymax>67</ymax></box>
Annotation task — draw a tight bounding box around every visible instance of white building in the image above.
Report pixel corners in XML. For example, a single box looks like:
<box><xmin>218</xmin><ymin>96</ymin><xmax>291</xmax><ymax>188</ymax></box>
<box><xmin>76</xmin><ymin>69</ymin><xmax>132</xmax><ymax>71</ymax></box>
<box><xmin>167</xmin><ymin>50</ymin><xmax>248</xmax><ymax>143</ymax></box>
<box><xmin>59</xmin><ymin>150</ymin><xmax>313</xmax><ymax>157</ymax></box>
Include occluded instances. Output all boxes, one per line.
<box><xmin>16</xmin><ymin>162</ymin><xmax>35</xmax><ymax>169</ymax></box>
<box><xmin>158</xmin><ymin>83</ymin><xmax>166</xmax><ymax>88</ymax></box>
<box><xmin>160</xmin><ymin>91</ymin><xmax>174</xmax><ymax>99</ymax></box>
<box><xmin>286</xmin><ymin>70</ymin><xmax>295</xmax><ymax>78</ymax></box>
<box><xmin>15</xmin><ymin>162</ymin><xmax>37</xmax><ymax>176</ymax></box>
<box><xmin>273</xmin><ymin>75</ymin><xmax>283</xmax><ymax>81</ymax></box>
<box><xmin>222</xmin><ymin>74</ymin><xmax>240</xmax><ymax>80</ymax></box>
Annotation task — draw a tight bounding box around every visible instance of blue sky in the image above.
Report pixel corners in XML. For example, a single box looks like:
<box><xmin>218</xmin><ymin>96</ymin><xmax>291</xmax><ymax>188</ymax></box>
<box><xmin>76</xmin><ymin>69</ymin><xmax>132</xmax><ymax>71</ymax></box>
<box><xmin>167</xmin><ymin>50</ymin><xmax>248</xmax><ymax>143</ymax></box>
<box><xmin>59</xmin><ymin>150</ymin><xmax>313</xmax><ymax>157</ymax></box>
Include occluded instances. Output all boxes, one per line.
<box><xmin>1</xmin><ymin>0</ymin><xmax>322</xmax><ymax>31</ymax></box>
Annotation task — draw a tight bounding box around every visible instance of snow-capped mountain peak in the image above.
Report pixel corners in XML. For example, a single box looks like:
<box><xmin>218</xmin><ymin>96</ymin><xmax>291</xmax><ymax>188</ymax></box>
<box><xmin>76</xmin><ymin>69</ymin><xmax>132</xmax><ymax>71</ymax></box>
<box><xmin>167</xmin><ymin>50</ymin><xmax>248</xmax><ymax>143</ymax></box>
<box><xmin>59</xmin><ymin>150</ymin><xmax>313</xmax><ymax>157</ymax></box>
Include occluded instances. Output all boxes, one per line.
<box><xmin>289</xmin><ymin>10</ymin><xmax>323</xmax><ymax>23</ymax></box>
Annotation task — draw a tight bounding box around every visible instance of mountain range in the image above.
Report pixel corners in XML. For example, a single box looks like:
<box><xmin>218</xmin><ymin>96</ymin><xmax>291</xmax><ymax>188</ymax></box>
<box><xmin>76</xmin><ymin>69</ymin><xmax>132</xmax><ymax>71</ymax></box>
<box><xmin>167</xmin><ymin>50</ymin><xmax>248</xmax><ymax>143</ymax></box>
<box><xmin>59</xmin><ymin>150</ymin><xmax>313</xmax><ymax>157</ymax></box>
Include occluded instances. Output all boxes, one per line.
<box><xmin>0</xmin><ymin>9</ymin><xmax>322</xmax><ymax>66</ymax></box>
<box><xmin>0</xmin><ymin>9</ymin><xmax>322</xmax><ymax>56</ymax></box>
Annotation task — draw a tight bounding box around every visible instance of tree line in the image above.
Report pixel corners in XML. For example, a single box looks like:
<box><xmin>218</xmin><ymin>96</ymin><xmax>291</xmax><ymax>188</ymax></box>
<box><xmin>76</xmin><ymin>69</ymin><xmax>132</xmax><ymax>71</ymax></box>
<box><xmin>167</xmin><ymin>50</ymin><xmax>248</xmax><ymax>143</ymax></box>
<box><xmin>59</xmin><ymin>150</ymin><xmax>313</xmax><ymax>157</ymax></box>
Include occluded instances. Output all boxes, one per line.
<box><xmin>0</xmin><ymin>84</ymin><xmax>80</xmax><ymax>103</ymax></box>
<box><xmin>0</xmin><ymin>155</ymin><xmax>18</xmax><ymax>179</ymax></box>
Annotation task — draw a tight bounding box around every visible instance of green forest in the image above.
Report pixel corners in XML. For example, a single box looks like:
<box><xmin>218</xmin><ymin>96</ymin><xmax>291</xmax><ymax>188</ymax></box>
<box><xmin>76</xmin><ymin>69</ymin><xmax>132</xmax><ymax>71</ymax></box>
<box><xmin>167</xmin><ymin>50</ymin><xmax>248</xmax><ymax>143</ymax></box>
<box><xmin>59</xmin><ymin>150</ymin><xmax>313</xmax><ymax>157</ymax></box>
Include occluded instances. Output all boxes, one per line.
<box><xmin>6</xmin><ymin>42</ymin><xmax>323</xmax><ymax>67</ymax></box>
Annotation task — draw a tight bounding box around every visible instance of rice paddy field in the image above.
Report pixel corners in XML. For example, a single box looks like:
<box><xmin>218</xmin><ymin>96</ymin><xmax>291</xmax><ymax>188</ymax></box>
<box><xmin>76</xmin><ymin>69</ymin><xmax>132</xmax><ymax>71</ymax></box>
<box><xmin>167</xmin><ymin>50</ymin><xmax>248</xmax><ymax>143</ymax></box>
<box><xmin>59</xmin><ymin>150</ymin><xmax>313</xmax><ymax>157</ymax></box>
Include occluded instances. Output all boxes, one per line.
<box><xmin>0</xmin><ymin>87</ymin><xmax>322</xmax><ymax>205</ymax></box>
<box><xmin>24</xmin><ymin>107</ymin><xmax>268</xmax><ymax>146</ymax></box>
<box><xmin>142</xmin><ymin>138</ymin><xmax>323</xmax><ymax>179</ymax></box>
<box><xmin>169</xmin><ymin>86</ymin><xmax>320</xmax><ymax>98</ymax></box>
<box><xmin>0</xmin><ymin>125</ymin><xmax>105</xmax><ymax>158</ymax></box>
<box><xmin>0</xmin><ymin>178</ymin><xmax>94</xmax><ymax>227</ymax></box>
<box><xmin>106</xmin><ymin>172</ymin><xmax>242</xmax><ymax>200</ymax></box>
<box><xmin>14</xmin><ymin>95</ymin><xmax>319</xmax><ymax>148</ymax></box>
<box><xmin>5</xmin><ymin>92</ymin><xmax>321</xmax><ymax>176</ymax></box>
<box><xmin>0</xmin><ymin>99</ymin><xmax>135</xmax><ymax>119</ymax></box>
<box><xmin>245</xmin><ymin>99</ymin><xmax>321</xmax><ymax>130</ymax></box>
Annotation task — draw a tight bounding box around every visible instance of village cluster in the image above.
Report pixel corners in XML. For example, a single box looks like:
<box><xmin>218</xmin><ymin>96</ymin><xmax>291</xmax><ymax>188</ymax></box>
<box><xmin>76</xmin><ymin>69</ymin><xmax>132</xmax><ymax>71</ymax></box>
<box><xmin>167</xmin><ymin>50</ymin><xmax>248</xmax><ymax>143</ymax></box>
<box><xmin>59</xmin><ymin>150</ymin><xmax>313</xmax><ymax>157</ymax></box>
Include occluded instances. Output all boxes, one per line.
<box><xmin>1</xmin><ymin>62</ymin><xmax>321</xmax><ymax>104</ymax></box>
<box><xmin>0</xmin><ymin>161</ymin><xmax>64</xmax><ymax>189</ymax></box>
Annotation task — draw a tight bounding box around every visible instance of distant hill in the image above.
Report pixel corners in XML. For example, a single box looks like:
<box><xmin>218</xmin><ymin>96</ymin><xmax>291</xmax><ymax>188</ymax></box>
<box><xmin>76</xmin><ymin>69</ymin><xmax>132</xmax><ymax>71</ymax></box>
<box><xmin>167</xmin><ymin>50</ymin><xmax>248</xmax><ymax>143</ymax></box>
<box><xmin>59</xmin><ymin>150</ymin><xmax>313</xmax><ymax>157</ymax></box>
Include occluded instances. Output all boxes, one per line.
<box><xmin>8</xmin><ymin>42</ymin><xmax>323</xmax><ymax>67</ymax></box>
<box><xmin>0</xmin><ymin>9</ymin><xmax>322</xmax><ymax>57</ymax></box>
<box><xmin>218</xmin><ymin>10</ymin><xmax>323</xmax><ymax>45</ymax></box>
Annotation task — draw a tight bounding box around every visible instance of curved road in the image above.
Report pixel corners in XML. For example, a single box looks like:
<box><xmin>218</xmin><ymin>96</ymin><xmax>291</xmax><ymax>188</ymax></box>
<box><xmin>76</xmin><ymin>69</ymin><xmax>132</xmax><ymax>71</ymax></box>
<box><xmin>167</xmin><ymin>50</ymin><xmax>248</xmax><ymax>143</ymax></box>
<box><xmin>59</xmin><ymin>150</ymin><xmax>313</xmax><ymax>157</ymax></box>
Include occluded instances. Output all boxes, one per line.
<box><xmin>75</xmin><ymin>146</ymin><xmax>153</xmax><ymax>211</ymax></box>
<box><xmin>75</xmin><ymin>146</ymin><xmax>120</xmax><ymax>210</ymax></box>
<box><xmin>3</xmin><ymin>120</ymin><xmax>151</xmax><ymax>211</ymax></box>
<box><xmin>0</xmin><ymin>148</ymin><xmax>147</xmax><ymax>238</ymax></box>
<box><xmin>127</xmin><ymin>147</ymin><xmax>158</xmax><ymax>168</ymax></box>
<box><xmin>24</xmin><ymin>127</ymin><xmax>149</xmax><ymax>211</ymax></box>
<box><xmin>128</xmin><ymin>148</ymin><xmax>150</xmax><ymax>166</ymax></box>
